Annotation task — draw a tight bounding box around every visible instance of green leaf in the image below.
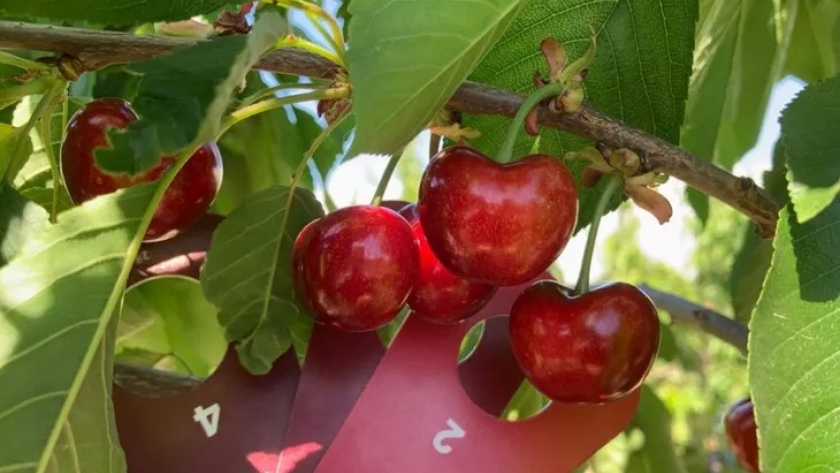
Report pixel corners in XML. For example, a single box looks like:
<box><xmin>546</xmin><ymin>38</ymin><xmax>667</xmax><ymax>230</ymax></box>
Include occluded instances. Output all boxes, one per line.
<box><xmin>18</xmin><ymin>186</ymin><xmax>75</xmax><ymax>216</ymax></box>
<box><xmin>95</xmin><ymin>11</ymin><xmax>286</xmax><ymax>175</ymax></box>
<box><xmin>780</xmin><ymin>74</ymin><xmax>840</xmax><ymax>223</ymax></box>
<box><xmin>463</xmin><ymin>0</ymin><xmax>698</xmax><ymax>232</ymax></box>
<box><xmin>502</xmin><ymin>380</ymin><xmax>549</xmax><ymax>421</ymax></box>
<box><xmin>50</xmin><ymin>314</ymin><xmax>126</xmax><ymax>473</ymax></box>
<box><xmin>624</xmin><ymin>385</ymin><xmax>688</xmax><ymax>473</ymax></box>
<box><xmin>345</xmin><ymin>0</ymin><xmax>526</xmax><ymax>156</ymax></box>
<box><xmin>119</xmin><ymin>277</ymin><xmax>227</xmax><ymax>377</ymax></box>
<box><xmin>782</xmin><ymin>0</ymin><xmax>840</xmax><ymax>83</ymax></box>
<box><xmin>0</xmin><ymin>122</ymin><xmax>33</xmax><ymax>184</ymax></box>
<box><xmin>114</xmin><ymin>347</ymin><xmax>170</xmax><ymax>368</ymax></box>
<box><xmin>656</xmin><ymin>323</ymin><xmax>680</xmax><ymax>363</ymax></box>
<box><xmin>0</xmin><ymin>184</ymin><xmax>155</xmax><ymax>473</ymax></box>
<box><xmin>201</xmin><ymin>185</ymin><xmax>323</xmax><ymax>374</ymax></box>
<box><xmin>729</xmin><ymin>227</ymin><xmax>773</xmax><ymax>323</ymax></box>
<box><xmin>686</xmin><ymin>187</ymin><xmax>709</xmax><ymax>227</ymax></box>
<box><xmin>211</xmin><ymin>97</ymin><xmax>348</xmax><ymax>214</ymax></box>
<box><xmin>680</xmin><ymin>0</ymin><xmax>782</xmax><ymax>170</ymax></box>
<box><xmin>749</xmin><ymin>198</ymin><xmax>840</xmax><ymax>472</ymax></box>
<box><xmin>0</xmin><ymin>0</ymin><xmax>232</xmax><ymax>25</ymax></box>
<box><xmin>0</xmin><ymin>186</ymin><xmax>48</xmax><ymax>266</ymax></box>
<box><xmin>729</xmin><ymin>140</ymin><xmax>790</xmax><ymax>323</ymax></box>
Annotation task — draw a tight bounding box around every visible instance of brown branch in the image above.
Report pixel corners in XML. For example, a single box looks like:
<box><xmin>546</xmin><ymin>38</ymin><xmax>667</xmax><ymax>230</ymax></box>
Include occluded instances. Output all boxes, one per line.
<box><xmin>114</xmin><ymin>283</ymin><xmax>751</xmax><ymax>394</ymax></box>
<box><xmin>638</xmin><ymin>284</ymin><xmax>749</xmax><ymax>357</ymax></box>
<box><xmin>114</xmin><ymin>363</ymin><xmax>202</xmax><ymax>396</ymax></box>
<box><xmin>0</xmin><ymin>20</ymin><xmax>778</xmax><ymax>236</ymax></box>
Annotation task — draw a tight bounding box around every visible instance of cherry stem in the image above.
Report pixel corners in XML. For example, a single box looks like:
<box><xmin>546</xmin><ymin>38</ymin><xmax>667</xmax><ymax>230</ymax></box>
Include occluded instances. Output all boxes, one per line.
<box><xmin>428</xmin><ymin>133</ymin><xmax>441</xmax><ymax>160</ymax></box>
<box><xmin>574</xmin><ymin>172</ymin><xmax>622</xmax><ymax>295</ymax></box>
<box><xmin>275</xmin><ymin>35</ymin><xmax>344</xmax><ymax>68</ymax></box>
<box><xmin>222</xmin><ymin>88</ymin><xmax>347</xmax><ymax>135</ymax></box>
<box><xmin>496</xmin><ymin>81</ymin><xmax>563</xmax><ymax>164</ymax></box>
<box><xmin>371</xmin><ymin>150</ymin><xmax>402</xmax><ymax>206</ymax></box>
<box><xmin>301</xmin><ymin>10</ymin><xmax>344</xmax><ymax>61</ymax></box>
<box><xmin>0</xmin><ymin>77</ymin><xmax>54</xmax><ymax>104</ymax></box>
<box><xmin>263</xmin><ymin>0</ymin><xmax>346</xmax><ymax>64</ymax></box>
<box><xmin>239</xmin><ymin>80</ymin><xmax>330</xmax><ymax>107</ymax></box>
<box><xmin>36</xmin><ymin>84</ymin><xmax>66</xmax><ymax>223</ymax></box>
<box><xmin>11</xmin><ymin>81</ymin><xmax>65</xmax><ymax>223</ymax></box>
<box><xmin>0</xmin><ymin>51</ymin><xmax>50</xmax><ymax>71</ymax></box>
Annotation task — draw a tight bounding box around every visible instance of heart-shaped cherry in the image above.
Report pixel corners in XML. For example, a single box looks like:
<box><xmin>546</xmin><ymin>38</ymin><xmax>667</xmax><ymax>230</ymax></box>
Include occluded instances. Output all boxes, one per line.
<box><xmin>509</xmin><ymin>280</ymin><xmax>660</xmax><ymax>403</ymax></box>
<box><xmin>724</xmin><ymin>397</ymin><xmax>759</xmax><ymax>472</ymax></box>
<box><xmin>397</xmin><ymin>203</ymin><xmax>498</xmax><ymax>324</ymax></box>
<box><xmin>292</xmin><ymin>205</ymin><xmax>419</xmax><ymax>332</ymax></box>
<box><xmin>61</xmin><ymin>97</ymin><xmax>223</xmax><ymax>242</ymax></box>
<box><xmin>418</xmin><ymin>145</ymin><xmax>578</xmax><ymax>286</ymax></box>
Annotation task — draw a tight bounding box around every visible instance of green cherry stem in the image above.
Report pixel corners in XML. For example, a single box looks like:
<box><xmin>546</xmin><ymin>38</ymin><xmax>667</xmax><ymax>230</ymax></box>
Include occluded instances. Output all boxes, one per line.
<box><xmin>262</xmin><ymin>0</ymin><xmax>346</xmax><ymax>65</ymax></box>
<box><xmin>275</xmin><ymin>35</ymin><xmax>344</xmax><ymax>68</ymax></box>
<box><xmin>37</xmin><ymin>84</ymin><xmax>65</xmax><ymax>222</ymax></box>
<box><xmin>370</xmin><ymin>150</ymin><xmax>403</xmax><ymax>206</ymax></box>
<box><xmin>0</xmin><ymin>51</ymin><xmax>51</xmax><ymax>71</ymax></box>
<box><xmin>239</xmin><ymin>81</ymin><xmax>330</xmax><ymax>107</ymax></box>
<box><xmin>221</xmin><ymin>88</ymin><xmax>347</xmax><ymax>135</ymax></box>
<box><xmin>574</xmin><ymin>172</ymin><xmax>623</xmax><ymax>295</ymax></box>
<box><xmin>496</xmin><ymin>81</ymin><xmax>563</xmax><ymax>164</ymax></box>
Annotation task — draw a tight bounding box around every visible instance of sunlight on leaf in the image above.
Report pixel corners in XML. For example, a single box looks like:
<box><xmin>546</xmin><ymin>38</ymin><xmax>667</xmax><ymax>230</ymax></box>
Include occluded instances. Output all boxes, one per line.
<box><xmin>346</xmin><ymin>0</ymin><xmax>526</xmax><ymax>156</ymax></box>
<box><xmin>749</xmin><ymin>199</ymin><xmax>840</xmax><ymax>472</ymax></box>
<box><xmin>49</xmin><ymin>315</ymin><xmax>126</xmax><ymax>473</ymax></box>
<box><xmin>780</xmin><ymin>74</ymin><xmax>840</xmax><ymax>223</ymax></box>
<box><xmin>0</xmin><ymin>184</ymin><xmax>154</xmax><ymax>473</ymax></box>
<box><xmin>95</xmin><ymin>11</ymin><xmax>286</xmax><ymax>175</ymax></box>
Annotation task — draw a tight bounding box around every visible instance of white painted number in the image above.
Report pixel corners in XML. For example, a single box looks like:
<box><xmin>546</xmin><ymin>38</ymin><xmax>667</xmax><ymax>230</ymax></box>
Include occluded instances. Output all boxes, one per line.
<box><xmin>193</xmin><ymin>403</ymin><xmax>221</xmax><ymax>438</ymax></box>
<box><xmin>433</xmin><ymin>418</ymin><xmax>466</xmax><ymax>455</ymax></box>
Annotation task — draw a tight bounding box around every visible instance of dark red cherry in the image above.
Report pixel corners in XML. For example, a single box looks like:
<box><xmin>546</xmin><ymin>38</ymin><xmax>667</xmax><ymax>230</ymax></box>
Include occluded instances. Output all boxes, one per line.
<box><xmin>398</xmin><ymin>203</ymin><xmax>497</xmax><ymax>324</ymax></box>
<box><xmin>724</xmin><ymin>397</ymin><xmax>760</xmax><ymax>472</ymax></box>
<box><xmin>292</xmin><ymin>205</ymin><xmax>419</xmax><ymax>332</ymax></box>
<box><xmin>418</xmin><ymin>145</ymin><xmax>578</xmax><ymax>286</ymax></box>
<box><xmin>509</xmin><ymin>281</ymin><xmax>660</xmax><ymax>403</ymax></box>
<box><xmin>60</xmin><ymin>97</ymin><xmax>223</xmax><ymax>242</ymax></box>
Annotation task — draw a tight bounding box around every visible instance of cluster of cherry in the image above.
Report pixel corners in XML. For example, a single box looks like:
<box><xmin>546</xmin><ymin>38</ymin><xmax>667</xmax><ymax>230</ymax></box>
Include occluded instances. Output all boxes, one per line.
<box><xmin>61</xmin><ymin>97</ymin><xmax>661</xmax><ymax>406</ymax></box>
<box><xmin>292</xmin><ymin>145</ymin><xmax>662</xmax><ymax>405</ymax></box>
<box><xmin>62</xmin><ymin>98</ymin><xmax>762</xmax><ymax>470</ymax></box>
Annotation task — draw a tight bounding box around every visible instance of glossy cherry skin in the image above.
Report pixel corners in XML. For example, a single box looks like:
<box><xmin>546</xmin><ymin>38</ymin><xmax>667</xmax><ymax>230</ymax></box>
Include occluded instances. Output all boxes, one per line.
<box><xmin>397</xmin><ymin>203</ymin><xmax>498</xmax><ymax>324</ymax></box>
<box><xmin>292</xmin><ymin>205</ymin><xmax>420</xmax><ymax>332</ymax></box>
<box><xmin>60</xmin><ymin>97</ymin><xmax>223</xmax><ymax>242</ymax></box>
<box><xmin>509</xmin><ymin>281</ymin><xmax>660</xmax><ymax>403</ymax></box>
<box><xmin>724</xmin><ymin>398</ymin><xmax>760</xmax><ymax>472</ymax></box>
<box><xmin>418</xmin><ymin>145</ymin><xmax>578</xmax><ymax>286</ymax></box>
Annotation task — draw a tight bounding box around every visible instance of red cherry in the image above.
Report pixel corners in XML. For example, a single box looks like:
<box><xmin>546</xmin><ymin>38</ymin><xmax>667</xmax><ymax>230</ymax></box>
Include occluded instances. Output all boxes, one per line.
<box><xmin>418</xmin><ymin>145</ymin><xmax>578</xmax><ymax>286</ymax></box>
<box><xmin>292</xmin><ymin>205</ymin><xmax>419</xmax><ymax>332</ymax></box>
<box><xmin>60</xmin><ymin>97</ymin><xmax>223</xmax><ymax>242</ymax></box>
<box><xmin>397</xmin><ymin>203</ymin><xmax>497</xmax><ymax>324</ymax></box>
<box><xmin>724</xmin><ymin>398</ymin><xmax>760</xmax><ymax>472</ymax></box>
<box><xmin>509</xmin><ymin>281</ymin><xmax>660</xmax><ymax>403</ymax></box>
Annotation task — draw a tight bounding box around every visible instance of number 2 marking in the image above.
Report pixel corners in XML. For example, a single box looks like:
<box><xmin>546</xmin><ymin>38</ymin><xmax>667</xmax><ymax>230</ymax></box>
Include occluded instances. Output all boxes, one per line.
<box><xmin>193</xmin><ymin>403</ymin><xmax>221</xmax><ymax>438</ymax></box>
<box><xmin>433</xmin><ymin>418</ymin><xmax>466</xmax><ymax>455</ymax></box>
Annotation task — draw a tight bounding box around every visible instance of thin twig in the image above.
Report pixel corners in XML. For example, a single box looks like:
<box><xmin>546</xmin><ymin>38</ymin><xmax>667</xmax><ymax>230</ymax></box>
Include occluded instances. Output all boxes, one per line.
<box><xmin>0</xmin><ymin>20</ymin><xmax>779</xmax><ymax>236</ymax></box>
<box><xmin>112</xmin><ymin>285</ymin><xmax>749</xmax><ymax>394</ymax></box>
<box><xmin>638</xmin><ymin>283</ymin><xmax>749</xmax><ymax>357</ymax></box>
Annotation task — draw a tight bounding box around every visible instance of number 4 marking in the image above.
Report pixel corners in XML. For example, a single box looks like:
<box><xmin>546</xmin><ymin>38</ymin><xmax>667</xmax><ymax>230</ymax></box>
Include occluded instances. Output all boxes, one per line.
<box><xmin>433</xmin><ymin>418</ymin><xmax>466</xmax><ymax>455</ymax></box>
<box><xmin>193</xmin><ymin>403</ymin><xmax>221</xmax><ymax>438</ymax></box>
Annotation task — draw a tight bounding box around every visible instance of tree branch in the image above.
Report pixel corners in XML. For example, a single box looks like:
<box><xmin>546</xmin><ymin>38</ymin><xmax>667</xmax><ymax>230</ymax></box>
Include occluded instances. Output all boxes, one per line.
<box><xmin>638</xmin><ymin>283</ymin><xmax>749</xmax><ymax>357</ymax></box>
<box><xmin>0</xmin><ymin>20</ymin><xmax>779</xmax><ymax>236</ymax></box>
<box><xmin>114</xmin><ymin>283</ymin><xmax>750</xmax><ymax>395</ymax></box>
<box><xmin>114</xmin><ymin>363</ymin><xmax>202</xmax><ymax>396</ymax></box>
